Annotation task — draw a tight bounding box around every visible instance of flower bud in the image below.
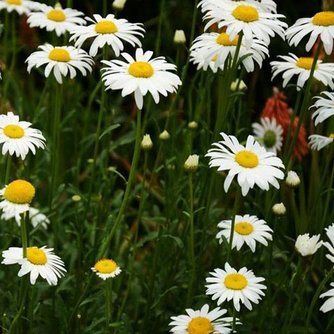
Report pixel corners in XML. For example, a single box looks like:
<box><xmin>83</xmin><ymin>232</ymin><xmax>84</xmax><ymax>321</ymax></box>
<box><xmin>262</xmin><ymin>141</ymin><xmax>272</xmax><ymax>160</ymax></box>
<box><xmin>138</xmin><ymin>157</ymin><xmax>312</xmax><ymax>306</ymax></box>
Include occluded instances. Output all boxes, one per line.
<box><xmin>159</xmin><ymin>130</ymin><xmax>170</xmax><ymax>140</ymax></box>
<box><xmin>141</xmin><ymin>134</ymin><xmax>153</xmax><ymax>150</ymax></box>
<box><xmin>295</xmin><ymin>233</ymin><xmax>322</xmax><ymax>256</ymax></box>
<box><xmin>112</xmin><ymin>0</ymin><xmax>127</xmax><ymax>10</ymax></box>
<box><xmin>230</xmin><ymin>79</ymin><xmax>247</xmax><ymax>92</ymax></box>
<box><xmin>272</xmin><ymin>202</ymin><xmax>286</xmax><ymax>215</ymax></box>
<box><xmin>285</xmin><ymin>170</ymin><xmax>301</xmax><ymax>187</ymax></box>
<box><xmin>184</xmin><ymin>154</ymin><xmax>199</xmax><ymax>172</ymax></box>
<box><xmin>188</xmin><ymin>121</ymin><xmax>198</xmax><ymax>129</ymax></box>
<box><xmin>174</xmin><ymin>30</ymin><xmax>186</xmax><ymax>44</ymax></box>
<box><xmin>72</xmin><ymin>195</ymin><xmax>81</xmax><ymax>202</ymax></box>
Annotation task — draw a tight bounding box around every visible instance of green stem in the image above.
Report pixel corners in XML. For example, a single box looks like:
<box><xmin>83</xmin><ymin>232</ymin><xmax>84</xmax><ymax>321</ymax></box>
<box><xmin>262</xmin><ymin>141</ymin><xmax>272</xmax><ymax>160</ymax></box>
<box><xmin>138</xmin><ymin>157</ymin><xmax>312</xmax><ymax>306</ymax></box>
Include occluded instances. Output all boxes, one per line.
<box><xmin>105</xmin><ymin>279</ymin><xmax>113</xmax><ymax>331</ymax></box>
<box><xmin>4</xmin><ymin>154</ymin><xmax>11</xmax><ymax>185</ymax></box>
<box><xmin>21</xmin><ymin>213</ymin><xmax>28</xmax><ymax>257</ymax></box>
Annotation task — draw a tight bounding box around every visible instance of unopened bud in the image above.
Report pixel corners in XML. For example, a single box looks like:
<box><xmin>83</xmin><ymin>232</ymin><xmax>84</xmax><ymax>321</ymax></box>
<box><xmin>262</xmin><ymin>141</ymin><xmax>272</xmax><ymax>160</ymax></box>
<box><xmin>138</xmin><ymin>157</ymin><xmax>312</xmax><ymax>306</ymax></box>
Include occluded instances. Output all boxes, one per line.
<box><xmin>231</xmin><ymin>79</ymin><xmax>247</xmax><ymax>92</ymax></box>
<box><xmin>184</xmin><ymin>154</ymin><xmax>199</xmax><ymax>172</ymax></box>
<box><xmin>188</xmin><ymin>121</ymin><xmax>198</xmax><ymax>129</ymax></box>
<box><xmin>272</xmin><ymin>202</ymin><xmax>286</xmax><ymax>215</ymax></box>
<box><xmin>72</xmin><ymin>195</ymin><xmax>81</xmax><ymax>202</ymax></box>
<box><xmin>285</xmin><ymin>171</ymin><xmax>300</xmax><ymax>187</ymax></box>
<box><xmin>141</xmin><ymin>134</ymin><xmax>153</xmax><ymax>150</ymax></box>
<box><xmin>159</xmin><ymin>130</ymin><xmax>170</xmax><ymax>140</ymax></box>
<box><xmin>174</xmin><ymin>30</ymin><xmax>186</xmax><ymax>44</ymax></box>
<box><xmin>112</xmin><ymin>0</ymin><xmax>126</xmax><ymax>10</ymax></box>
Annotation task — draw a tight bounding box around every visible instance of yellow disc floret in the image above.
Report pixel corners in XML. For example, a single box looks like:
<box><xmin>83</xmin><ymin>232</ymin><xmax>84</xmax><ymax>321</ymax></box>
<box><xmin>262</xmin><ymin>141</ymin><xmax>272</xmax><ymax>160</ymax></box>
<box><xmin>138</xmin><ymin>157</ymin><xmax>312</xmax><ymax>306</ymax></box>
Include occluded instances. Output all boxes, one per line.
<box><xmin>128</xmin><ymin>61</ymin><xmax>154</xmax><ymax>78</ymax></box>
<box><xmin>235</xmin><ymin>221</ymin><xmax>254</xmax><ymax>235</ymax></box>
<box><xmin>235</xmin><ymin>150</ymin><xmax>259</xmax><ymax>168</ymax></box>
<box><xmin>312</xmin><ymin>11</ymin><xmax>334</xmax><ymax>26</ymax></box>
<box><xmin>94</xmin><ymin>259</ymin><xmax>118</xmax><ymax>274</ymax></box>
<box><xmin>95</xmin><ymin>20</ymin><xmax>118</xmax><ymax>34</ymax></box>
<box><xmin>48</xmin><ymin>48</ymin><xmax>71</xmax><ymax>62</ymax></box>
<box><xmin>3</xmin><ymin>124</ymin><xmax>25</xmax><ymax>139</ymax></box>
<box><xmin>224</xmin><ymin>273</ymin><xmax>248</xmax><ymax>290</ymax></box>
<box><xmin>329</xmin><ymin>133</ymin><xmax>334</xmax><ymax>139</ymax></box>
<box><xmin>4</xmin><ymin>180</ymin><xmax>35</xmax><ymax>204</ymax></box>
<box><xmin>232</xmin><ymin>5</ymin><xmax>259</xmax><ymax>22</ymax></box>
<box><xmin>188</xmin><ymin>317</ymin><xmax>213</xmax><ymax>334</ymax></box>
<box><xmin>47</xmin><ymin>9</ymin><xmax>66</xmax><ymax>22</ymax></box>
<box><xmin>6</xmin><ymin>0</ymin><xmax>22</xmax><ymax>5</ymax></box>
<box><xmin>216</xmin><ymin>32</ymin><xmax>239</xmax><ymax>46</ymax></box>
<box><xmin>296</xmin><ymin>57</ymin><xmax>317</xmax><ymax>70</ymax></box>
<box><xmin>27</xmin><ymin>247</ymin><xmax>47</xmax><ymax>265</ymax></box>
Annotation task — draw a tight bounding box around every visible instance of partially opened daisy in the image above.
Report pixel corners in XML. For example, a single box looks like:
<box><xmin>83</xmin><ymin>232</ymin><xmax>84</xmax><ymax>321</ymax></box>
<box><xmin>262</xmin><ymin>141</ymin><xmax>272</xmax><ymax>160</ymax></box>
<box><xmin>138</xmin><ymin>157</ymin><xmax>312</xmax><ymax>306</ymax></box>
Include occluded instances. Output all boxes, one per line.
<box><xmin>271</xmin><ymin>53</ymin><xmax>334</xmax><ymax>90</ymax></box>
<box><xmin>69</xmin><ymin>14</ymin><xmax>144</xmax><ymax>57</ymax></box>
<box><xmin>252</xmin><ymin>117</ymin><xmax>283</xmax><ymax>153</ymax></box>
<box><xmin>320</xmin><ymin>283</ymin><xmax>334</xmax><ymax>313</ymax></box>
<box><xmin>323</xmin><ymin>223</ymin><xmax>334</xmax><ymax>263</ymax></box>
<box><xmin>202</xmin><ymin>3</ymin><xmax>287</xmax><ymax>48</ymax></box>
<box><xmin>1</xmin><ymin>246</ymin><xmax>66</xmax><ymax>285</ymax></box>
<box><xmin>27</xmin><ymin>3</ymin><xmax>85</xmax><ymax>36</ymax></box>
<box><xmin>206</xmin><ymin>263</ymin><xmax>267</xmax><ymax>311</ymax></box>
<box><xmin>91</xmin><ymin>258</ymin><xmax>121</xmax><ymax>280</ymax></box>
<box><xmin>309</xmin><ymin>134</ymin><xmax>334</xmax><ymax>151</ymax></box>
<box><xmin>190</xmin><ymin>32</ymin><xmax>268</xmax><ymax>72</ymax></box>
<box><xmin>206</xmin><ymin>132</ymin><xmax>285</xmax><ymax>196</ymax></box>
<box><xmin>311</xmin><ymin>91</ymin><xmax>334</xmax><ymax>126</ymax></box>
<box><xmin>0</xmin><ymin>112</ymin><xmax>46</xmax><ymax>160</ymax></box>
<box><xmin>0</xmin><ymin>0</ymin><xmax>43</xmax><ymax>15</ymax></box>
<box><xmin>216</xmin><ymin>214</ymin><xmax>273</xmax><ymax>252</ymax></box>
<box><xmin>286</xmin><ymin>11</ymin><xmax>334</xmax><ymax>55</ymax></box>
<box><xmin>0</xmin><ymin>179</ymin><xmax>35</xmax><ymax>223</ymax></box>
<box><xmin>101</xmin><ymin>48</ymin><xmax>182</xmax><ymax>110</ymax></box>
<box><xmin>169</xmin><ymin>304</ymin><xmax>235</xmax><ymax>334</ymax></box>
<box><xmin>295</xmin><ymin>233</ymin><xmax>322</xmax><ymax>256</ymax></box>
<box><xmin>26</xmin><ymin>44</ymin><xmax>94</xmax><ymax>84</ymax></box>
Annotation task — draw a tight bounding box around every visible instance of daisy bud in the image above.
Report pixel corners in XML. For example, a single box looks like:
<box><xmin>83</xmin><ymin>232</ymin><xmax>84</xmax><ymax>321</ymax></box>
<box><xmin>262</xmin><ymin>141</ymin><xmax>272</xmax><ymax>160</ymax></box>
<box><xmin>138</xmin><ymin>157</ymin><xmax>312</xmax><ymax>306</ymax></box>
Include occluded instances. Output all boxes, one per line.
<box><xmin>112</xmin><ymin>0</ymin><xmax>127</xmax><ymax>10</ymax></box>
<box><xmin>72</xmin><ymin>195</ymin><xmax>81</xmax><ymax>202</ymax></box>
<box><xmin>141</xmin><ymin>134</ymin><xmax>153</xmax><ymax>150</ymax></box>
<box><xmin>174</xmin><ymin>30</ymin><xmax>186</xmax><ymax>44</ymax></box>
<box><xmin>295</xmin><ymin>234</ymin><xmax>322</xmax><ymax>257</ymax></box>
<box><xmin>184</xmin><ymin>154</ymin><xmax>199</xmax><ymax>172</ymax></box>
<box><xmin>285</xmin><ymin>170</ymin><xmax>301</xmax><ymax>187</ymax></box>
<box><xmin>231</xmin><ymin>79</ymin><xmax>247</xmax><ymax>92</ymax></box>
<box><xmin>159</xmin><ymin>130</ymin><xmax>170</xmax><ymax>141</ymax></box>
<box><xmin>272</xmin><ymin>202</ymin><xmax>286</xmax><ymax>215</ymax></box>
<box><xmin>188</xmin><ymin>121</ymin><xmax>198</xmax><ymax>129</ymax></box>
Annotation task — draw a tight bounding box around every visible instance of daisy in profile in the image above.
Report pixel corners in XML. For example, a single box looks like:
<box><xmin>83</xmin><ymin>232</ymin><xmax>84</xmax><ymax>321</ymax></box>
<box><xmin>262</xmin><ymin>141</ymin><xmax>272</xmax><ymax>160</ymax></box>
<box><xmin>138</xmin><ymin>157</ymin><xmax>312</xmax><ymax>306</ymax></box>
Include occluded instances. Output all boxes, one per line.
<box><xmin>91</xmin><ymin>258</ymin><xmax>121</xmax><ymax>280</ymax></box>
<box><xmin>0</xmin><ymin>0</ymin><xmax>43</xmax><ymax>15</ymax></box>
<box><xmin>0</xmin><ymin>111</ymin><xmax>46</xmax><ymax>160</ymax></box>
<box><xmin>320</xmin><ymin>283</ymin><xmax>334</xmax><ymax>313</ymax></box>
<box><xmin>69</xmin><ymin>14</ymin><xmax>144</xmax><ymax>57</ymax></box>
<box><xmin>101</xmin><ymin>48</ymin><xmax>181</xmax><ymax>110</ymax></box>
<box><xmin>286</xmin><ymin>11</ymin><xmax>334</xmax><ymax>55</ymax></box>
<box><xmin>26</xmin><ymin>44</ymin><xmax>94</xmax><ymax>84</ymax></box>
<box><xmin>29</xmin><ymin>207</ymin><xmax>50</xmax><ymax>229</ymax></box>
<box><xmin>311</xmin><ymin>92</ymin><xmax>334</xmax><ymax>126</ymax></box>
<box><xmin>271</xmin><ymin>53</ymin><xmax>334</xmax><ymax>90</ymax></box>
<box><xmin>295</xmin><ymin>233</ymin><xmax>322</xmax><ymax>257</ymax></box>
<box><xmin>169</xmin><ymin>304</ymin><xmax>235</xmax><ymax>334</ymax></box>
<box><xmin>206</xmin><ymin>263</ymin><xmax>266</xmax><ymax>311</ymax></box>
<box><xmin>323</xmin><ymin>223</ymin><xmax>334</xmax><ymax>263</ymax></box>
<box><xmin>27</xmin><ymin>3</ymin><xmax>85</xmax><ymax>36</ymax></box>
<box><xmin>252</xmin><ymin>117</ymin><xmax>283</xmax><ymax>153</ymax></box>
<box><xmin>1</xmin><ymin>246</ymin><xmax>66</xmax><ymax>285</ymax></box>
<box><xmin>190</xmin><ymin>32</ymin><xmax>268</xmax><ymax>72</ymax></box>
<box><xmin>202</xmin><ymin>2</ymin><xmax>287</xmax><ymax>48</ymax></box>
<box><xmin>0</xmin><ymin>179</ymin><xmax>35</xmax><ymax>223</ymax></box>
<box><xmin>216</xmin><ymin>214</ymin><xmax>273</xmax><ymax>252</ymax></box>
<box><xmin>309</xmin><ymin>134</ymin><xmax>334</xmax><ymax>151</ymax></box>
<box><xmin>206</xmin><ymin>132</ymin><xmax>285</xmax><ymax>196</ymax></box>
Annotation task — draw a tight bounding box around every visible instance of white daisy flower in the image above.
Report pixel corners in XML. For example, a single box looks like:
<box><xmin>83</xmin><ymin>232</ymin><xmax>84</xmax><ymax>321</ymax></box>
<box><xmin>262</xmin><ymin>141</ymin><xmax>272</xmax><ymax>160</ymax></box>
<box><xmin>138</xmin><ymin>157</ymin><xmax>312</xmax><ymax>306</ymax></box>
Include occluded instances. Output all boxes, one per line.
<box><xmin>190</xmin><ymin>32</ymin><xmax>269</xmax><ymax>73</ymax></box>
<box><xmin>271</xmin><ymin>53</ymin><xmax>334</xmax><ymax>90</ymax></box>
<box><xmin>69</xmin><ymin>14</ymin><xmax>144</xmax><ymax>57</ymax></box>
<box><xmin>27</xmin><ymin>3</ymin><xmax>85</xmax><ymax>36</ymax></box>
<box><xmin>101</xmin><ymin>48</ymin><xmax>182</xmax><ymax>110</ymax></box>
<box><xmin>91</xmin><ymin>258</ymin><xmax>121</xmax><ymax>280</ymax></box>
<box><xmin>0</xmin><ymin>179</ymin><xmax>35</xmax><ymax>223</ymax></box>
<box><xmin>311</xmin><ymin>91</ymin><xmax>334</xmax><ymax>126</ymax></box>
<box><xmin>216</xmin><ymin>214</ymin><xmax>273</xmax><ymax>252</ymax></box>
<box><xmin>206</xmin><ymin>262</ymin><xmax>267</xmax><ymax>311</ymax></box>
<box><xmin>29</xmin><ymin>207</ymin><xmax>49</xmax><ymax>229</ymax></box>
<box><xmin>309</xmin><ymin>134</ymin><xmax>334</xmax><ymax>151</ymax></box>
<box><xmin>0</xmin><ymin>111</ymin><xmax>46</xmax><ymax>160</ymax></box>
<box><xmin>295</xmin><ymin>233</ymin><xmax>322</xmax><ymax>257</ymax></box>
<box><xmin>0</xmin><ymin>0</ymin><xmax>43</xmax><ymax>15</ymax></box>
<box><xmin>169</xmin><ymin>304</ymin><xmax>235</xmax><ymax>334</ymax></box>
<box><xmin>26</xmin><ymin>44</ymin><xmax>94</xmax><ymax>84</ymax></box>
<box><xmin>206</xmin><ymin>132</ymin><xmax>285</xmax><ymax>196</ymax></box>
<box><xmin>1</xmin><ymin>246</ymin><xmax>66</xmax><ymax>285</ymax></box>
<box><xmin>320</xmin><ymin>282</ymin><xmax>334</xmax><ymax>313</ymax></box>
<box><xmin>323</xmin><ymin>223</ymin><xmax>334</xmax><ymax>263</ymax></box>
<box><xmin>252</xmin><ymin>117</ymin><xmax>283</xmax><ymax>153</ymax></box>
<box><xmin>286</xmin><ymin>11</ymin><xmax>334</xmax><ymax>55</ymax></box>
<box><xmin>202</xmin><ymin>3</ymin><xmax>287</xmax><ymax>48</ymax></box>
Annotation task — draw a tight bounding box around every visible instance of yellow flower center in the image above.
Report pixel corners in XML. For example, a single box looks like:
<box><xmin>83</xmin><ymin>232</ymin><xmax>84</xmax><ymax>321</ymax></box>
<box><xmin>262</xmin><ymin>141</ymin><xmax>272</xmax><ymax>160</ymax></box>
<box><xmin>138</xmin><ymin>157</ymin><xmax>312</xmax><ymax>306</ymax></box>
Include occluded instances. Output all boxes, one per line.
<box><xmin>6</xmin><ymin>0</ymin><xmax>22</xmax><ymax>5</ymax></box>
<box><xmin>4</xmin><ymin>179</ymin><xmax>35</xmax><ymax>204</ymax></box>
<box><xmin>216</xmin><ymin>32</ymin><xmax>239</xmax><ymax>46</ymax></box>
<box><xmin>48</xmin><ymin>48</ymin><xmax>71</xmax><ymax>62</ymax></box>
<box><xmin>235</xmin><ymin>221</ymin><xmax>254</xmax><ymax>235</ymax></box>
<box><xmin>95</xmin><ymin>20</ymin><xmax>118</xmax><ymax>34</ymax></box>
<box><xmin>329</xmin><ymin>133</ymin><xmax>334</xmax><ymax>139</ymax></box>
<box><xmin>235</xmin><ymin>150</ymin><xmax>259</xmax><ymax>168</ymax></box>
<box><xmin>232</xmin><ymin>5</ymin><xmax>259</xmax><ymax>22</ymax></box>
<box><xmin>47</xmin><ymin>9</ymin><xmax>66</xmax><ymax>22</ymax></box>
<box><xmin>188</xmin><ymin>317</ymin><xmax>213</xmax><ymax>334</ymax></box>
<box><xmin>224</xmin><ymin>273</ymin><xmax>248</xmax><ymax>290</ymax></box>
<box><xmin>128</xmin><ymin>61</ymin><xmax>154</xmax><ymax>78</ymax></box>
<box><xmin>94</xmin><ymin>259</ymin><xmax>118</xmax><ymax>274</ymax></box>
<box><xmin>296</xmin><ymin>57</ymin><xmax>317</xmax><ymax>70</ymax></box>
<box><xmin>312</xmin><ymin>11</ymin><xmax>334</xmax><ymax>26</ymax></box>
<box><xmin>27</xmin><ymin>247</ymin><xmax>47</xmax><ymax>265</ymax></box>
<box><xmin>3</xmin><ymin>124</ymin><xmax>24</xmax><ymax>139</ymax></box>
